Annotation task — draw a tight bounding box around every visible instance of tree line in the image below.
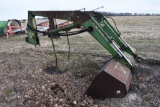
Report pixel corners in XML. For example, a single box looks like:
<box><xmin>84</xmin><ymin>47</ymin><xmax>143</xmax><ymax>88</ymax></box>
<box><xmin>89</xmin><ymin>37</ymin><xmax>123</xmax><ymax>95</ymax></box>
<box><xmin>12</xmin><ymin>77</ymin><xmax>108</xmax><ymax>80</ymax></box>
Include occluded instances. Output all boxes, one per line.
<box><xmin>100</xmin><ymin>12</ymin><xmax>160</xmax><ymax>16</ymax></box>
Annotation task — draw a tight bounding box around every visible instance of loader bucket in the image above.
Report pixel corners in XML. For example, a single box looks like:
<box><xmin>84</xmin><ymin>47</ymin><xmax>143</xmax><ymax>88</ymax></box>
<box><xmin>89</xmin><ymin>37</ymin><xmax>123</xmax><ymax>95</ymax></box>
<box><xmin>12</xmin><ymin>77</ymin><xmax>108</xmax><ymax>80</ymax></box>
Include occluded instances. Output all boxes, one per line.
<box><xmin>87</xmin><ymin>59</ymin><xmax>132</xmax><ymax>98</ymax></box>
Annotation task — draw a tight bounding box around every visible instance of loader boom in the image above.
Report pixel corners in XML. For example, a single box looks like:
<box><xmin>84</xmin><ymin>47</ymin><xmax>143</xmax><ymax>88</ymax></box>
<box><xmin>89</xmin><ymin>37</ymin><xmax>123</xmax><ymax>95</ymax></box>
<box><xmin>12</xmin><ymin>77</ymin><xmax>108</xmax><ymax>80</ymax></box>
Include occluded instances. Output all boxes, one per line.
<box><xmin>26</xmin><ymin>11</ymin><xmax>137</xmax><ymax>98</ymax></box>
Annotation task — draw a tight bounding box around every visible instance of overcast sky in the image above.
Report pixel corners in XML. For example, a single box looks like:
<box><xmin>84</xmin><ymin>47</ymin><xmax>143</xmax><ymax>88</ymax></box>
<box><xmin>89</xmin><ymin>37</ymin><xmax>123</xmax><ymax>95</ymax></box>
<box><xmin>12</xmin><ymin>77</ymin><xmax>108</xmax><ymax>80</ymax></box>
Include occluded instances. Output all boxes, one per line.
<box><xmin>0</xmin><ymin>0</ymin><xmax>160</xmax><ymax>20</ymax></box>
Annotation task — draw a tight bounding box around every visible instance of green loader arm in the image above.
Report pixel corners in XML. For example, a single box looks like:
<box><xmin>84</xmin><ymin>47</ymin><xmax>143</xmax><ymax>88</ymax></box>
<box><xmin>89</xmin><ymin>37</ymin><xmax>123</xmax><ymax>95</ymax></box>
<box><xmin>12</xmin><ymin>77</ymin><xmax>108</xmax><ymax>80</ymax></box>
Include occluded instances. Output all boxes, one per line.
<box><xmin>26</xmin><ymin>11</ymin><xmax>136</xmax><ymax>68</ymax></box>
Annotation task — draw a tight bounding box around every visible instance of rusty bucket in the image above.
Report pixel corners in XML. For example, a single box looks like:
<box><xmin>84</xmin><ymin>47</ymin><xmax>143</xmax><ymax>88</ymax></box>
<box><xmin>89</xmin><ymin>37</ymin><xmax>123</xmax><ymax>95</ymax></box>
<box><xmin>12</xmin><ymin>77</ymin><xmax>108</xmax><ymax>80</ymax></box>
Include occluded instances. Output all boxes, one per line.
<box><xmin>87</xmin><ymin>59</ymin><xmax>132</xmax><ymax>98</ymax></box>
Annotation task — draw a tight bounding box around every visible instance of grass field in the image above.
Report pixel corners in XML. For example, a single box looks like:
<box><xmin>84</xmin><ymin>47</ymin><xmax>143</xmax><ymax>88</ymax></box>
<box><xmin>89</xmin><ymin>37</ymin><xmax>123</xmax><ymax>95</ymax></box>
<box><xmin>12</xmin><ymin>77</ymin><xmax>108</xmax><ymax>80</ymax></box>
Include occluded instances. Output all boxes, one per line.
<box><xmin>0</xmin><ymin>16</ymin><xmax>160</xmax><ymax>107</ymax></box>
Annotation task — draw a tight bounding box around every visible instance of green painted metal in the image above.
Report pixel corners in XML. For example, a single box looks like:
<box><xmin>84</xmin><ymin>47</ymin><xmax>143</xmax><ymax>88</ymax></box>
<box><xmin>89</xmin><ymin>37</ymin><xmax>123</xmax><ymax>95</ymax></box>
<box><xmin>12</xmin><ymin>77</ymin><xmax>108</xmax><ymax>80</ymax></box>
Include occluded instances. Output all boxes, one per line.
<box><xmin>0</xmin><ymin>21</ymin><xmax>8</xmax><ymax>36</ymax></box>
<box><xmin>102</xmin><ymin>16</ymin><xmax>135</xmax><ymax>56</ymax></box>
<box><xmin>27</xmin><ymin>17</ymin><xmax>76</xmax><ymax>46</ymax></box>
<box><xmin>26</xmin><ymin>11</ymin><xmax>76</xmax><ymax>46</ymax></box>
<box><xmin>82</xmin><ymin>18</ymin><xmax>133</xmax><ymax>68</ymax></box>
<box><xmin>26</xmin><ymin>14</ymin><xmax>39</xmax><ymax>45</ymax></box>
<box><xmin>82</xmin><ymin>19</ymin><xmax>118</xmax><ymax>57</ymax></box>
<box><xmin>26</xmin><ymin>11</ymin><xmax>135</xmax><ymax>68</ymax></box>
<box><xmin>49</xmin><ymin>23</ymin><xmax>76</xmax><ymax>33</ymax></box>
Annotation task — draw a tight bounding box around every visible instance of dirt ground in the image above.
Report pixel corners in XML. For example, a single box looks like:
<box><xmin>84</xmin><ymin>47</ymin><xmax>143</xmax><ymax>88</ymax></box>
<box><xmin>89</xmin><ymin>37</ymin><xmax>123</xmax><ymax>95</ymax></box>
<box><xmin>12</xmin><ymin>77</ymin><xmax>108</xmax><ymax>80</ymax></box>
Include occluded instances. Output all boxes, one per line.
<box><xmin>0</xmin><ymin>16</ymin><xmax>160</xmax><ymax>107</ymax></box>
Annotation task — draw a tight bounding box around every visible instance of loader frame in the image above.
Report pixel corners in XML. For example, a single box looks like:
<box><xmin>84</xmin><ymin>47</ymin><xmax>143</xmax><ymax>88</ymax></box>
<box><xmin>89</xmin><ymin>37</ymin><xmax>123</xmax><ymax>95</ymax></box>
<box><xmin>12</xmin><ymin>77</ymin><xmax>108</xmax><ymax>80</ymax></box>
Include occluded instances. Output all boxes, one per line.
<box><xmin>26</xmin><ymin>10</ymin><xmax>137</xmax><ymax>98</ymax></box>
